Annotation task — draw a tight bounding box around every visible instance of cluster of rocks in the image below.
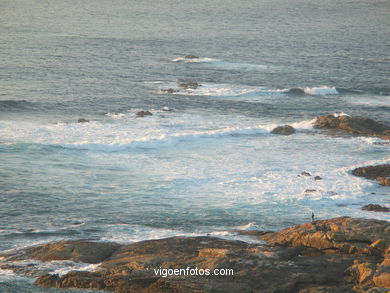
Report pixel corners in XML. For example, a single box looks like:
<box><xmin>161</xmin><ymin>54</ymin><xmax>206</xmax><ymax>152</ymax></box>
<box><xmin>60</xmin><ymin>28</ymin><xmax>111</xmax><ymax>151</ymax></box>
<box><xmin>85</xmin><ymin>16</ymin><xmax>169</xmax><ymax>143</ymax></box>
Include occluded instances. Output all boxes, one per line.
<box><xmin>298</xmin><ymin>171</ymin><xmax>322</xmax><ymax>181</ymax></box>
<box><xmin>156</xmin><ymin>81</ymin><xmax>201</xmax><ymax>95</ymax></box>
<box><xmin>1</xmin><ymin>217</ymin><xmax>389</xmax><ymax>292</ymax></box>
<box><xmin>313</xmin><ymin>114</ymin><xmax>390</xmax><ymax>140</ymax></box>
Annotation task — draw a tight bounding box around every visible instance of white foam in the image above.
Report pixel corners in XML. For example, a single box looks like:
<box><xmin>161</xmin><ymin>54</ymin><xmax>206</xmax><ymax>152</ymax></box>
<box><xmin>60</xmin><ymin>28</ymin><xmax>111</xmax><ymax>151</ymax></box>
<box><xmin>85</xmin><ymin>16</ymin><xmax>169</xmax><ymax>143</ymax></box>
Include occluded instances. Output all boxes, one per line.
<box><xmin>171</xmin><ymin>56</ymin><xmax>268</xmax><ymax>71</ymax></box>
<box><xmin>304</xmin><ymin>86</ymin><xmax>339</xmax><ymax>96</ymax></box>
<box><xmin>0</xmin><ymin>113</ymin><xmax>279</xmax><ymax>152</ymax></box>
<box><xmin>171</xmin><ymin>57</ymin><xmax>217</xmax><ymax>63</ymax></box>
<box><xmin>291</xmin><ymin>118</ymin><xmax>316</xmax><ymax>130</ymax></box>
<box><xmin>332</xmin><ymin>112</ymin><xmax>350</xmax><ymax>117</ymax></box>
<box><xmin>235</xmin><ymin>222</ymin><xmax>262</xmax><ymax>231</ymax></box>
<box><xmin>154</xmin><ymin>82</ymin><xmax>286</xmax><ymax>98</ymax></box>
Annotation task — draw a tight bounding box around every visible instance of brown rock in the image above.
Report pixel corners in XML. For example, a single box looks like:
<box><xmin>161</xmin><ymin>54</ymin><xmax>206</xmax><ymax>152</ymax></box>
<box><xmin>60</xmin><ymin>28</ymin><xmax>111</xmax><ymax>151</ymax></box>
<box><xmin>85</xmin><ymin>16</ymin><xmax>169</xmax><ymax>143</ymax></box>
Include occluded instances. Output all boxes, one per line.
<box><xmin>34</xmin><ymin>273</ymin><xmax>60</xmax><ymax>288</ymax></box>
<box><xmin>362</xmin><ymin>204</ymin><xmax>390</xmax><ymax>212</ymax></box>
<box><xmin>271</xmin><ymin>125</ymin><xmax>296</xmax><ymax>135</ymax></box>
<box><xmin>77</xmin><ymin>118</ymin><xmax>89</xmax><ymax>123</ymax></box>
<box><xmin>261</xmin><ymin>217</ymin><xmax>390</xmax><ymax>255</ymax></box>
<box><xmin>22</xmin><ymin>240</ymin><xmax>120</xmax><ymax>263</ymax></box>
<box><xmin>58</xmin><ymin>271</ymin><xmax>105</xmax><ymax>290</ymax></box>
<box><xmin>301</xmin><ymin>171</ymin><xmax>312</xmax><ymax>176</ymax></box>
<box><xmin>313</xmin><ymin>115</ymin><xmax>390</xmax><ymax>140</ymax></box>
<box><xmin>314</xmin><ymin>176</ymin><xmax>322</xmax><ymax>180</ymax></box>
<box><xmin>184</xmin><ymin>55</ymin><xmax>198</xmax><ymax>59</ymax></box>
<box><xmin>3</xmin><ymin>217</ymin><xmax>389</xmax><ymax>292</ymax></box>
<box><xmin>178</xmin><ymin>82</ymin><xmax>200</xmax><ymax>89</ymax></box>
<box><xmin>135</xmin><ymin>111</ymin><xmax>153</xmax><ymax>117</ymax></box>
<box><xmin>352</xmin><ymin>164</ymin><xmax>390</xmax><ymax>186</ymax></box>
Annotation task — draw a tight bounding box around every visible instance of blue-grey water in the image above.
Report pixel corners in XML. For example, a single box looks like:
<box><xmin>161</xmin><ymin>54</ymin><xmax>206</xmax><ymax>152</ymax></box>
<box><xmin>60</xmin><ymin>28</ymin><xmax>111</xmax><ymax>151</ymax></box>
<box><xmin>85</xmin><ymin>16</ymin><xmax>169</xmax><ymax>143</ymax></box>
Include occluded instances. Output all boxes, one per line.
<box><xmin>1</xmin><ymin>0</ymin><xmax>389</xmax><ymax>291</ymax></box>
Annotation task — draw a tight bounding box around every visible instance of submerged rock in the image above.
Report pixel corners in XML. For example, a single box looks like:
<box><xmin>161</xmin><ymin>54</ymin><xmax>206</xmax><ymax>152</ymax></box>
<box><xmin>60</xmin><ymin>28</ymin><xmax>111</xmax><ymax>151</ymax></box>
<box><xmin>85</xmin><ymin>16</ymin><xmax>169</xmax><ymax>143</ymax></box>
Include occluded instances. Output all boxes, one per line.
<box><xmin>135</xmin><ymin>110</ymin><xmax>153</xmax><ymax>117</ymax></box>
<box><xmin>156</xmin><ymin>88</ymin><xmax>177</xmax><ymax>94</ymax></box>
<box><xmin>178</xmin><ymin>82</ymin><xmax>200</xmax><ymax>89</ymax></box>
<box><xmin>3</xmin><ymin>217</ymin><xmax>389</xmax><ymax>292</ymax></box>
<box><xmin>352</xmin><ymin>164</ymin><xmax>390</xmax><ymax>186</ymax></box>
<box><xmin>77</xmin><ymin>118</ymin><xmax>89</xmax><ymax>123</ymax></box>
<box><xmin>362</xmin><ymin>204</ymin><xmax>390</xmax><ymax>212</ymax></box>
<box><xmin>313</xmin><ymin>114</ymin><xmax>390</xmax><ymax>140</ymax></box>
<box><xmin>301</xmin><ymin>171</ymin><xmax>312</xmax><ymax>176</ymax></box>
<box><xmin>270</xmin><ymin>125</ymin><xmax>296</xmax><ymax>135</ymax></box>
<box><xmin>184</xmin><ymin>54</ymin><xmax>198</xmax><ymax>59</ymax></box>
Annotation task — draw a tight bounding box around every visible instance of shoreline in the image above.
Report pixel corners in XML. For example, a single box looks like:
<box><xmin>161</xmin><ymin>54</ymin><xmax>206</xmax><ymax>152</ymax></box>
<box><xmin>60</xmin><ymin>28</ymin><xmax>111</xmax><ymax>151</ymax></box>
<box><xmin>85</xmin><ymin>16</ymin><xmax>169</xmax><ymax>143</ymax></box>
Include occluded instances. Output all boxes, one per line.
<box><xmin>1</xmin><ymin>216</ymin><xmax>389</xmax><ymax>292</ymax></box>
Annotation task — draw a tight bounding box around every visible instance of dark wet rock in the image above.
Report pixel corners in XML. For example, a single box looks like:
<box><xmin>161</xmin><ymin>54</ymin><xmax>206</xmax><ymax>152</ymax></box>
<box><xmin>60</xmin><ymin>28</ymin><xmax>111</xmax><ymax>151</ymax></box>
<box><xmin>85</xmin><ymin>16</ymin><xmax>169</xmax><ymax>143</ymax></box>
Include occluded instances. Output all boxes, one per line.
<box><xmin>301</xmin><ymin>171</ymin><xmax>312</xmax><ymax>176</ymax></box>
<box><xmin>270</xmin><ymin>125</ymin><xmax>296</xmax><ymax>135</ymax></box>
<box><xmin>184</xmin><ymin>54</ymin><xmax>198</xmax><ymax>59</ymax></box>
<box><xmin>313</xmin><ymin>115</ymin><xmax>390</xmax><ymax>140</ymax></box>
<box><xmin>314</xmin><ymin>176</ymin><xmax>322</xmax><ymax>180</ymax></box>
<box><xmin>77</xmin><ymin>118</ymin><xmax>89</xmax><ymax>123</ymax></box>
<box><xmin>156</xmin><ymin>88</ymin><xmax>178</xmax><ymax>94</ymax></box>
<box><xmin>3</xmin><ymin>217</ymin><xmax>390</xmax><ymax>292</ymax></box>
<box><xmin>305</xmin><ymin>189</ymin><xmax>317</xmax><ymax>193</ymax></box>
<box><xmin>352</xmin><ymin>164</ymin><xmax>390</xmax><ymax>186</ymax></box>
<box><xmin>178</xmin><ymin>82</ymin><xmax>200</xmax><ymax>89</ymax></box>
<box><xmin>362</xmin><ymin>204</ymin><xmax>390</xmax><ymax>212</ymax></box>
<box><xmin>135</xmin><ymin>111</ymin><xmax>153</xmax><ymax>118</ymax></box>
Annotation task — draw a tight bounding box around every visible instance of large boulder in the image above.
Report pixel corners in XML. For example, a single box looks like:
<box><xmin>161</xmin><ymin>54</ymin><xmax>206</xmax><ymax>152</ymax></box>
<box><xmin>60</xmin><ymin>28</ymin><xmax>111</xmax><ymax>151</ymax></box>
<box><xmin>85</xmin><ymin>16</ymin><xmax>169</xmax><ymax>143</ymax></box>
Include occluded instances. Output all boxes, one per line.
<box><xmin>313</xmin><ymin>115</ymin><xmax>390</xmax><ymax>140</ymax></box>
<box><xmin>352</xmin><ymin>164</ymin><xmax>390</xmax><ymax>186</ymax></box>
<box><xmin>271</xmin><ymin>125</ymin><xmax>296</xmax><ymax>135</ymax></box>
<box><xmin>362</xmin><ymin>204</ymin><xmax>390</xmax><ymax>212</ymax></box>
<box><xmin>135</xmin><ymin>111</ymin><xmax>153</xmax><ymax>118</ymax></box>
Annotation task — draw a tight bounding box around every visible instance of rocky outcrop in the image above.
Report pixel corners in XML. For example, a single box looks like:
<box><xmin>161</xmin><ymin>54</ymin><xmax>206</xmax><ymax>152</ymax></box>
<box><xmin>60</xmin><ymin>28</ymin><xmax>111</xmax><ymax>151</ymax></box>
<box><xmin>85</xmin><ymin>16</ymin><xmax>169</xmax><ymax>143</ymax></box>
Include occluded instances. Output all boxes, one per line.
<box><xmin>2</xmin><ymin>217</ymin><xmax>389</xmax><ymax>292</ymax></box>
<box><xmin>271</xmin><ymin>125</ymin><xmax>296</xmax><ymax>135</ymax></box>
<box><xmin>313</xmin><ymin>115</ymin><xmax>390</xmax><ymax>140</ymax></box>
<box><xmin>77</xmin><ymin>118</ymin><xmax>89</xmax><ymax>123</ymax></box>
<box><xmin>362</xmin><ymin>204</ymin><xmax>390</xmax><ymax>212</ymax></box>
<box><xmin>135</xmin><ymin>111</ymin><xmax>153</xmax><ymax>117</ymax></box>
<box><xmin>352</xmin><ymin>164</ymin><xmax>390</xmax><ymax>186</ymax></box>
<box><xmin>261</xmin><ymin>217</ymin><xmax>389</xmax><ymax>255</ymax></box>
<box><xmin>4</xmin><ymin>240</ymin><xmax>120</xmax><ymax>264</ymax></box>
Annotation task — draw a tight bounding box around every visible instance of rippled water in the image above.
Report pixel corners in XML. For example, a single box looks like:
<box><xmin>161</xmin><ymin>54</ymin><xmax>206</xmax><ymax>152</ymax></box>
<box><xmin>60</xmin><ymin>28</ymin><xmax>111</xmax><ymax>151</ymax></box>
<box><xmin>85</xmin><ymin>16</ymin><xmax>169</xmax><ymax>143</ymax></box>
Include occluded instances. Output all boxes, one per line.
<box><xmin>1</xmin><ymin>0</ymin><xmax>389</xmax><ymax>291</ymax></box>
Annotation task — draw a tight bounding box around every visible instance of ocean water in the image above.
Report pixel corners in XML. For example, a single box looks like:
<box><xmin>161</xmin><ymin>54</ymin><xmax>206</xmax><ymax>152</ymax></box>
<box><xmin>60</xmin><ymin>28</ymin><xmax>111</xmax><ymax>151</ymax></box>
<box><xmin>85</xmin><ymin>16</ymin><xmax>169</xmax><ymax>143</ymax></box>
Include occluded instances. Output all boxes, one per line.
<box><xmin>1</xmin><ymin>0</ymin><xmax>390</xmax><ymax>291</ymax></box>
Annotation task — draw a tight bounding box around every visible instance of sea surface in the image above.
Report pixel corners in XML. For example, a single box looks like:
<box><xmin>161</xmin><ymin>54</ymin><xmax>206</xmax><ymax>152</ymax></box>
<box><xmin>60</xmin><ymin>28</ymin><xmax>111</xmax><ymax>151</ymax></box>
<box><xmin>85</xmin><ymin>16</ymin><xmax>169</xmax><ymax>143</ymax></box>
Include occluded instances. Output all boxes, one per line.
<box><xmin>1</xmin><ymin>0</ymin><xmax>389</xmax><ymax>291</ymax></box>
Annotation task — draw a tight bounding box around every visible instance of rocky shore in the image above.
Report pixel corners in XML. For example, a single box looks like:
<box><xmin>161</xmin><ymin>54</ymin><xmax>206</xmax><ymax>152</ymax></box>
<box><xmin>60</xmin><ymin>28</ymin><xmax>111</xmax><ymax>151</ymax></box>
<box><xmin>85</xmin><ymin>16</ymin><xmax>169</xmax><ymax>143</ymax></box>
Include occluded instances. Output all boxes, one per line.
<box><xmin>1</xmin><ymin>217</ymin><xmax>389</xmax><ymax>293</ymax></box>
<box><xmin>313</xmin><ymin>114</ymin><xmax>390</xmax><ymax>140</ymax></box>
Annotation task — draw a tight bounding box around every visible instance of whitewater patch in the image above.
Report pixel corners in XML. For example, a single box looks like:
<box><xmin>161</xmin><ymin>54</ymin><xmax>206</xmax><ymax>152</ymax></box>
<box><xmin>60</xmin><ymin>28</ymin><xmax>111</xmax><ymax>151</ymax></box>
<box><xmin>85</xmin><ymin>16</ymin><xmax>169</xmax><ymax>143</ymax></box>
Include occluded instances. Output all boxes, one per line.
<box><xmin>170</xmin><ymin>56</ymin><xmax>269</xmax><ymax>71</ymax></box>
<box><xmin>151</xmin><ymin>81</ymin><xmax>340</xmax><ymax>99</ymax></box>
<box><xmin>303</xmin><ymin>86</ymin><xmax>339</xmax><ymax>96</ymax></box>
<box><xmin>0</xmin><ymin>108</ymin><xmax>320</xmax><ymax>152</ymax></box>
